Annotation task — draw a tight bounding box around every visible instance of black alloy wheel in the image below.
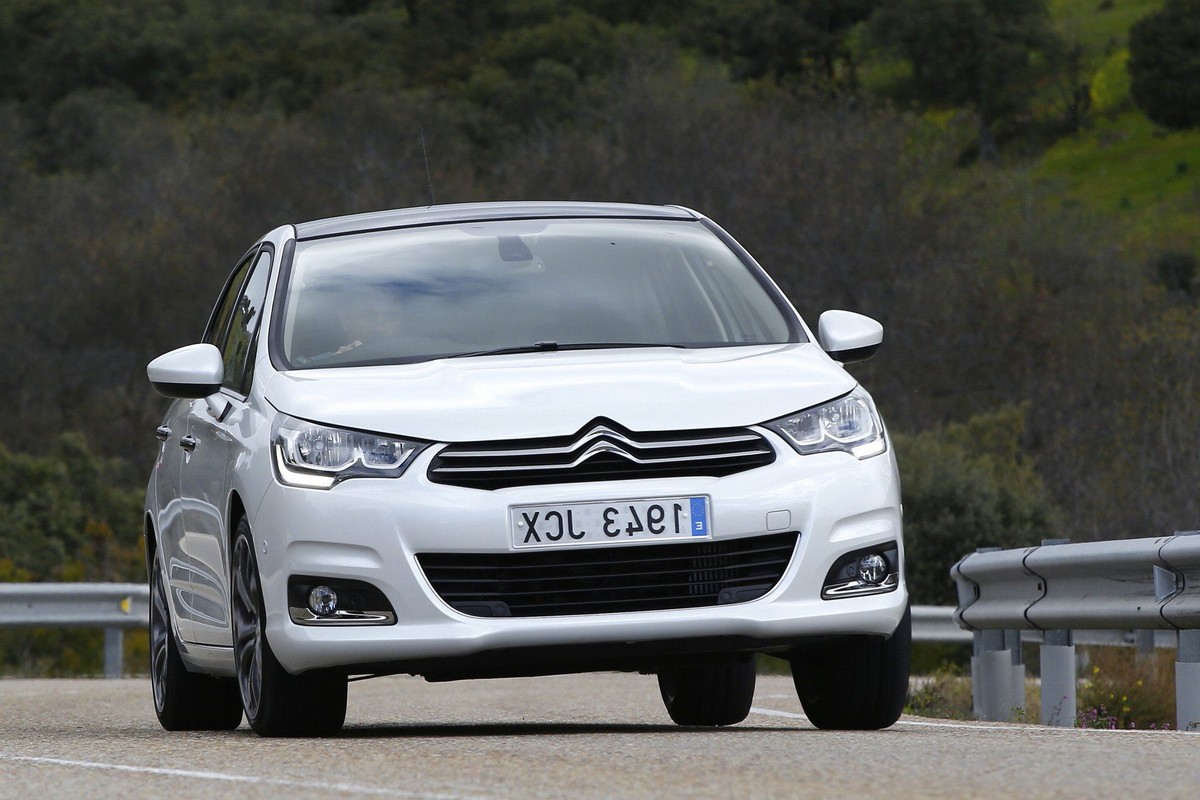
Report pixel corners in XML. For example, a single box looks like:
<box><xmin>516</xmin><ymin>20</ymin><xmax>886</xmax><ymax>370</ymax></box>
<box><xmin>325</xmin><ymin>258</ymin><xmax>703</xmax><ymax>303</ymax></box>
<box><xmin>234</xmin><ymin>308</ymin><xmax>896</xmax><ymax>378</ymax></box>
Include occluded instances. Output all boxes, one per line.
<box><xmin>231</xmin><ymin>517</ymin><xmax>347</xmax><ymax>737</ymax></box>
<box><xmin>149</xmin><ymin>547</ymin><xmax>242</xmax><ymax>731</ymax></box>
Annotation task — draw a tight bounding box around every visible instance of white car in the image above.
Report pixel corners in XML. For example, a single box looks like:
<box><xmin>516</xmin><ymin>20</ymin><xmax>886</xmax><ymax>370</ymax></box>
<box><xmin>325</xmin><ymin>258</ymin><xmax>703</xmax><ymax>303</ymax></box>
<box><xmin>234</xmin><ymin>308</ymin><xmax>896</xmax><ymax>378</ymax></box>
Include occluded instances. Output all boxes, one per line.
<box><xmin>145</xmin><ymin>201</ymin><xmax>908</xmax><ymax>737</ymax></box>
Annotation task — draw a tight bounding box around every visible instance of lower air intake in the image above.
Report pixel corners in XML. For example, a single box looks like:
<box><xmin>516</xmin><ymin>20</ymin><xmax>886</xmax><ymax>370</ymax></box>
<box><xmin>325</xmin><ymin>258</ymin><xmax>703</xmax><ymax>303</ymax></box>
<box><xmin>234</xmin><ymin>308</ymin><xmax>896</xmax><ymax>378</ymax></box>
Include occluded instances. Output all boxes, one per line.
<box><xmin>416</xmin><ymin>532</ymin><xmax>799</xmax><ymax>618</ymax></box>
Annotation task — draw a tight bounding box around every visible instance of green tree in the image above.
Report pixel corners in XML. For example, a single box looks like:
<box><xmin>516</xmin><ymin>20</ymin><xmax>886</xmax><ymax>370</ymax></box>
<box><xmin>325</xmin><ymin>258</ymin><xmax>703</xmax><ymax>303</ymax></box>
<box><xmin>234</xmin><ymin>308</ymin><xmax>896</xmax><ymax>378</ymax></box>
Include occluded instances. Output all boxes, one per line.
<box><xmin>867</xmin><ymin>0</ymin><xmax>1058</xmax><ymax>157</ymax></box>
<box><xmin>1128</xmin><ymin>0</ymin><xmax>1200</xmax><ymax>129</ymax></box>
<box><xmin>686</xmin><ymin>0</ymin><xmax>878</xmax><ymax>91</ymax></box>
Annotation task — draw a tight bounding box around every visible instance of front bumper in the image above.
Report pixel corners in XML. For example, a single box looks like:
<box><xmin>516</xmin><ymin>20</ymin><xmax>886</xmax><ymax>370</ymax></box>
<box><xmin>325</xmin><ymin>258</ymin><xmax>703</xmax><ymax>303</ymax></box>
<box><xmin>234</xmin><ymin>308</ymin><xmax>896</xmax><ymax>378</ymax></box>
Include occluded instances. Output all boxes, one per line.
<box><xmin>249</xmin><ymin>433</ymin><xmax>906</xmax><ymax>676</ymax></box>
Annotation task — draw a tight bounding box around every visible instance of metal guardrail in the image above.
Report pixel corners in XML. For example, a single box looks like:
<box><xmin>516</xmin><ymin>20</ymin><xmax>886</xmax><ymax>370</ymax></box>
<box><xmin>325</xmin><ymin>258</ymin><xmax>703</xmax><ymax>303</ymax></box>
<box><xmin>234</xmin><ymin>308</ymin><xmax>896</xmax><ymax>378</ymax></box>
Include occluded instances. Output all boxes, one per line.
<box><xmin>0</xmin><ymin>594</ymin><xmax>981</xmax><ymax>677</ymax></box>
<box><xmin>952</xmin><ymin>532</ymin><xmax>1200</xmax><ymax>730</ymax></box>
<box><xmin>0</xmin><ymin>583</ymin><xmax>149</xmax><ymax>678</ymax></box>
<box><xmin>5</xmin><ymin>575</ymin><xmax>1194</xmax><ymax>729</ymax></box>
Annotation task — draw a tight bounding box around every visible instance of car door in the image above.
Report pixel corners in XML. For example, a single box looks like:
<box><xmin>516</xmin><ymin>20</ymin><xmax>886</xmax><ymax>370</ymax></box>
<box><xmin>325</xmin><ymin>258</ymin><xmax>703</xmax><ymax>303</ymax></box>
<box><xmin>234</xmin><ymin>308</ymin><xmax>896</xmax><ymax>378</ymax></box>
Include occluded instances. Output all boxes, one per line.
<box><xmin>178</xmin><ymin>246</ymin><xmax>272</xmax><ymax>646</ymax></box>
<box><xmin>152</xmin><ymin>395</ymin><xmax>197</xmax><ymax>643</ymax></box>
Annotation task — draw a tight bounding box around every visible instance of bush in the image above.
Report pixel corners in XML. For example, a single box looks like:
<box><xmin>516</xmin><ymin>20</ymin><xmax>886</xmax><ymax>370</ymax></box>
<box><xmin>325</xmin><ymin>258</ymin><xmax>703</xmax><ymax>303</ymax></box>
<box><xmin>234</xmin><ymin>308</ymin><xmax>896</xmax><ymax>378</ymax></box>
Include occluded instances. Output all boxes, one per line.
<box><xmin>0</xmin><ymin>433</ymin><xmax>146</xmax><ymax>676</ymax></box>
<box><xmin>906</xmin><ymin>665</ymin><xmax>974</xmax><ymax>719</ymax></box>
<box><xmin>1128</xmin><ymin>0</ymin><xmax>1200</xmax><ymax>129</ymax></box>
<box><xmin>0</xmin><ymin>433</ymin><xmax>143</xmax><ymax>583</ymax></box>
<box><xmin>895</xmin><ymin>405</ymin><xmax>1062</xmax><ymax>606</ymax></box>
<box><xmin>1076</xmin><ymin>647</ymin><xmax>1177</xmax><ymax>730</ymax></box>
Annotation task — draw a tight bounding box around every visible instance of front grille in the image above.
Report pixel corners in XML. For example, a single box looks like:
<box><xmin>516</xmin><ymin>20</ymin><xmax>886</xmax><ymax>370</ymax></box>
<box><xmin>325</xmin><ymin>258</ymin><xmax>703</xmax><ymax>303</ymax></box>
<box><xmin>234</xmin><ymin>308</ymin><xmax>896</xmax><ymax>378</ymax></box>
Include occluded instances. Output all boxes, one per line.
<box><xmin>427</xmin><ymin>418</ymin><xmax>775</xmax><ymax>490</ymax></box>
<box><xmin>416</xmin><ymin>532</ymin><xmax>798</xmax><ymax>618</ymax></box>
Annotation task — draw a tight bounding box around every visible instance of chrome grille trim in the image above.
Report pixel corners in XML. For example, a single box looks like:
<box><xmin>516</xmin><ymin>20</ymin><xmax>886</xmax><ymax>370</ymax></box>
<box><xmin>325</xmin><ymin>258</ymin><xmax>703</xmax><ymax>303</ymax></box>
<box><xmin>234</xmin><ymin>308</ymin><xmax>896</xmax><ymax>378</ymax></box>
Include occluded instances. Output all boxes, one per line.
<box><xmin>433</xmin><ymin>446</ymin><xmax>772</xmax><ymax>474</ymax></box>
<box><xmin>439</xmin><ymin>427</ymin><xmax>763</xmax><ymax>459</ymax></box>
<box><xmin>427</xmin><ymin>418</ymin><xmax>775</xmax><ymax>490</ymax></box>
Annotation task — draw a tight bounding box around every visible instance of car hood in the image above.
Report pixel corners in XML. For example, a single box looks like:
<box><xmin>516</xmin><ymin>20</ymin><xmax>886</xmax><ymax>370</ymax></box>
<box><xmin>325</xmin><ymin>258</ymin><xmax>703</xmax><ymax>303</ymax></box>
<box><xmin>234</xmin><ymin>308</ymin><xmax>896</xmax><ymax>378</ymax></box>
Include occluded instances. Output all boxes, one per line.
<box><xmin>263</xmin><ymin>343</ymin><xmax>856</xmax><ymax>442</ymax></box>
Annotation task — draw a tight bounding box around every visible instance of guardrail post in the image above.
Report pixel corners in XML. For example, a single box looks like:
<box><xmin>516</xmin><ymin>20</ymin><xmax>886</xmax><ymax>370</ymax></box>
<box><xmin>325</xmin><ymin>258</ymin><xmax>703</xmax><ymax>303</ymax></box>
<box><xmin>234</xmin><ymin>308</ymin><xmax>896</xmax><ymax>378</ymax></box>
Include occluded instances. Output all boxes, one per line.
<box><xmin>971</xmin><ymin>631</ymin><xmax>982</xmax><ymax>718</ymax></box>
<box><xmin>103</xmin><ymin>627</ymin><xmax>124</xmax><ymax>679</ymax></box>
<box><xmin>1040</xmin><ymin>629</ymin><xmax>1076</xmax><ymax>727</ymax></box>
<box><xmin>1135</xmin><ymin>630</ymin><xmax>1156</xmax><ymax>672</ymax></box>
<box><xmin>965</xmin><ymin>547</ymin><xmax>1018</xmax><ymax>721</ymax></box>
<box><xmin>977</xmin><ymin>628</ymin><xmax>1013</xmax><ymax>721</ymax></box>
<box><xmin>1166</xmin><ymin>529</ymin><xmax>1200</xmax><ymax>731</ymax></box>
<box><xmin>1036</xmin><ymin>539</ymin><xmax>1075</xmax><ymax>727</ymax></box>
<box><xmin>1177</xmin><ymin>630</ymin><xmax>1200</xmax><ymax>731</ymax></box>
<box><xmin>1007</xmin><ymin>629</ymin><xmax>1025</xmax><ymax>714</ymax></box>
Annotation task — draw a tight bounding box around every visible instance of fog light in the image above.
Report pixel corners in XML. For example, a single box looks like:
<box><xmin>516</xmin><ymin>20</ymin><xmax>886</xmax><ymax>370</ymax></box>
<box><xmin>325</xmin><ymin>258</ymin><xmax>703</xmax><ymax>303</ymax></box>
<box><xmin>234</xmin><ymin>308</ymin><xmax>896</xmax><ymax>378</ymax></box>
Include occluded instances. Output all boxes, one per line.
<box><xmin>308</xmin><ymin>585</ymin><xmax>338</xmax><ymax>616</ymax></box>
<box><xmin>821</xmin><ymin>543</ymin><xmax>900</xmax><ymax>600</ymax></box>
<box><xmin>288</xmin><ymin>576</ymin><xmax>396</xmax><ymax>625</ymax></box>
<box><xmin>858</xmin><ymin>553</ymin><xmax>889</xmax><ymax>585</ymax></box>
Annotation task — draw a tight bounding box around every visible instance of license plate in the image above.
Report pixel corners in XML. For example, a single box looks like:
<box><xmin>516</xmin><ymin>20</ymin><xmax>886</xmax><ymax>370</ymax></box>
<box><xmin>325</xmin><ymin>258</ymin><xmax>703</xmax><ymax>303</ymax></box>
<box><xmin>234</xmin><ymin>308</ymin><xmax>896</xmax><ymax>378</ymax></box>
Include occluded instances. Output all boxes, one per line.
<box><xmin>511</xmin><ymin>496</ymin><xmax>710</xmax><ymax>549</ymax></box>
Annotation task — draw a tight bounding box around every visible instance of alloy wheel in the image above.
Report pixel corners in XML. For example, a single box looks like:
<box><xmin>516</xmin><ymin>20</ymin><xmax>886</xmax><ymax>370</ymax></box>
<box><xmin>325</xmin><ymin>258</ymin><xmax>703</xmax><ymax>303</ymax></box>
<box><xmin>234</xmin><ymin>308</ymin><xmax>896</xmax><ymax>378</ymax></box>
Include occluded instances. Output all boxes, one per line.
<box><xmin>150</xmin><ymin>556</ymin><xmax>170</xmax><ymax>713</ymax></box>
<box><xmin>232</xmin><ymin>532</ymin><xmax>264</xmax><ymax>720</ymax></box>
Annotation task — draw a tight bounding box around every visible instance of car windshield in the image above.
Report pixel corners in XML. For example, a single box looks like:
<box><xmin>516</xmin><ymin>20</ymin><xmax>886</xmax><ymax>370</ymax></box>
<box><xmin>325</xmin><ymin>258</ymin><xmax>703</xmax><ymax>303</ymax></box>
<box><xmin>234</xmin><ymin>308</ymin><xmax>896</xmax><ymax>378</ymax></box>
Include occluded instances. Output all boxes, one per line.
<box><xmin>277</xmin><ymin>217</ymin><xmax>799</xmax><ymax>368</ymax></box>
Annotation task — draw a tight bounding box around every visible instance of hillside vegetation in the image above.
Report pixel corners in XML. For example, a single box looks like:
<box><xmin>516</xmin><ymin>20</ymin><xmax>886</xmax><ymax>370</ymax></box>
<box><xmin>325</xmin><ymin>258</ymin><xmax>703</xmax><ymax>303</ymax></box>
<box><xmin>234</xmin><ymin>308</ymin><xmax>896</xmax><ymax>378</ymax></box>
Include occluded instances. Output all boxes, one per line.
<box><xmin>0</xmin><ymin>0</ymin><xmax>1196</xmax><ymax>641</ymax></box>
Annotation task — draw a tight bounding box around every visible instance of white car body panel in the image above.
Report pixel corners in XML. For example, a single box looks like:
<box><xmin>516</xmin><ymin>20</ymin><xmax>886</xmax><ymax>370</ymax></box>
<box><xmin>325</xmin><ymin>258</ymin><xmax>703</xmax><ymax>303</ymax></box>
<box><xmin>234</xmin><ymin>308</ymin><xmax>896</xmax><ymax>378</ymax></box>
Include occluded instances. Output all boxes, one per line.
<box><xmin>263</xmin><ymin>344</ymin><xmax>855</xmax><ymax>441</ymax></box>
<box><xmin>146</xmin><ymin>203</ymin><xmax>906</xmax><ymax>685</ymax></box>
<box><xmin>251</xmin><ymin>439</ymin><xmax>903</xmax><ymax>672</ymax></box>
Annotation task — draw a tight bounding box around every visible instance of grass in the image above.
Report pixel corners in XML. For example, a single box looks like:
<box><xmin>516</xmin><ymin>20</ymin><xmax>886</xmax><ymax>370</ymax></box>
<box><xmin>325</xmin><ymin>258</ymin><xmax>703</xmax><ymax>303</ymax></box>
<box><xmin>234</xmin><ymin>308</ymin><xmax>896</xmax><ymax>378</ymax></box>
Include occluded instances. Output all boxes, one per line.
<box><xmin>1076</xmin><ymin>646</ymin><xmax>1177</xmax><ymax>729</ymax></box>
<box><xmin>1034</xmin><ymin>0</ymin><xmax>1199</xmax><ymax>257</ymax></box>
<box><xmin>904</xmin><ymin>645</ymin><xmax>1180</xmax><ymax>729</ymax></box>
<box><xmin>852</xmin><ymin>0</ymin><xmax>1196</xmax><ymax>258</ymax></box>
<box><xmin>1049</xmin><ymin>0</ymin><xmax>1164</xmax><ymax>60</ymax></box>
<box><xmin>1034</xmin><ymin>110</ymin><xmax>1200</xmax><ymax>252</ymax></box>
<box><xmin>906</xmin><ymin>666</ymin><xmax>977</xmax><ymax>720</ymax></box>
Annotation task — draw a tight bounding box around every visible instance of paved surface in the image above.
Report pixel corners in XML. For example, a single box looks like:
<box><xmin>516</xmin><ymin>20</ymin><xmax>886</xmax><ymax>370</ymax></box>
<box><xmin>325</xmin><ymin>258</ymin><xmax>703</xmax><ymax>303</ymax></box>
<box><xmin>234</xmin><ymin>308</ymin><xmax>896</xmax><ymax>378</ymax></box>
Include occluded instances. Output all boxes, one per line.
<box><xmin>1</xmin><ymin>674</ymin><xmax>1198</xmax><ymax>799</ymax></box>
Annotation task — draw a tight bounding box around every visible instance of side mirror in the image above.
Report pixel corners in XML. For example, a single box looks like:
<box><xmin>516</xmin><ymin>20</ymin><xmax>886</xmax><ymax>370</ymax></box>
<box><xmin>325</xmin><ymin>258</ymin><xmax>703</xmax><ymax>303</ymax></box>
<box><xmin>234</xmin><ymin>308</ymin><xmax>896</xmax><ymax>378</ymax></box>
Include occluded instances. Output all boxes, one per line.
<box><xmin>817</xmin><ymin>310</ymin><xmax>883</xmax><ymax>364</ymax></box>
<box><xmin>147</xmin><ymin>344</ymin><xmax>224</xmax><ymax>398</ymax></box>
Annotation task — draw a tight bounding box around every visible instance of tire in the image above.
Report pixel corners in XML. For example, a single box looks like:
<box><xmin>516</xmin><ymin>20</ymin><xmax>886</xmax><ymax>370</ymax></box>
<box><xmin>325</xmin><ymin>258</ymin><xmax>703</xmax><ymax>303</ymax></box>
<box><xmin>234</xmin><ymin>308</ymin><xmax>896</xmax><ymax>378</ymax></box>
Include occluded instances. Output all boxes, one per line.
<box><xmin>231</xmin><ymin>518</ymin><xmax>347</xmax><ymax>737</ymax></box>
<box><xmin>149</xmin><ymin>548</ymin><xmax>243</xmax><ymax>731</ymax></box>
<box><xmin>658</xmin><ymin>655</ymin><xmax>757</xmax><ymax>726</ymax></box>
<box><xmin>790</xmin><ymin>605</ymin><xmax>911</xmax><ymax>730</ymax></box>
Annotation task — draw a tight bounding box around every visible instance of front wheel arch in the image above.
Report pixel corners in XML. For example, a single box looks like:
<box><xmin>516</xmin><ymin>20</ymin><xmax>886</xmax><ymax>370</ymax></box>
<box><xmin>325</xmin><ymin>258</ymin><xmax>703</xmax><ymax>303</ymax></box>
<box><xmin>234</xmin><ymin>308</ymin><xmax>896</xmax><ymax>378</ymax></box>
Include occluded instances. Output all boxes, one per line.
<box><xmin>144</xmin><ymin>514</ymin><xmax>158</xmax><ymax>584</ymax></box>
<box><xmin>231</xmin><ymin>517</ymin><xmax>347</xmax><ymax>737</ymax></box>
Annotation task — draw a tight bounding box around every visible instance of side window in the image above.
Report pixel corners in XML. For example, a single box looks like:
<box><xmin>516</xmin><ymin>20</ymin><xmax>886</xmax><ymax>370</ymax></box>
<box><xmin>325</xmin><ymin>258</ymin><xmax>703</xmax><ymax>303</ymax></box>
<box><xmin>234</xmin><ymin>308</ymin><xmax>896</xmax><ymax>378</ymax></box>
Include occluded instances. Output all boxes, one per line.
<box><xmin>221</xmin><ymin>249</ymin><xmax>272</xmax><ymax>395</ymax></box>
<box><xmin>206</xmin><ymin>252</ymin><xmax>255</xmax><ymax>348</ymax></box>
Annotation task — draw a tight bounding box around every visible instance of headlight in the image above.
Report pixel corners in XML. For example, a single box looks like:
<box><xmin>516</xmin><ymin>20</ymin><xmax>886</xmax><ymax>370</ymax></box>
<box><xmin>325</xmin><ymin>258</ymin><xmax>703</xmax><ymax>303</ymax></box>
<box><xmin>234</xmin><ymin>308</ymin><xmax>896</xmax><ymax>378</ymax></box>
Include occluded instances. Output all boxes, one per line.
<box><xmin>766</xmin><ymin>386</ymin><xmax>887</xmax><ymax>459</ymax></box>
<box><xmin>273</xmin><ymin>415</ymin><xmax>427</xmax><ymax>489</ymax></box>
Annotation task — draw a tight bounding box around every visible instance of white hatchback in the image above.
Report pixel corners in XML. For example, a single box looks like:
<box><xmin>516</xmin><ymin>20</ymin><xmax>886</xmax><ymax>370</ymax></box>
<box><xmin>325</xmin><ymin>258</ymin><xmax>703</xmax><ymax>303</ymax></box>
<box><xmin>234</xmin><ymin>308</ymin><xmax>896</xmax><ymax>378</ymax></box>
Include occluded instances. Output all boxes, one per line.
<box><xmin>145</xmin><ymin>201</ymin><xmax>908</xmax><ymax>737</ymax></box>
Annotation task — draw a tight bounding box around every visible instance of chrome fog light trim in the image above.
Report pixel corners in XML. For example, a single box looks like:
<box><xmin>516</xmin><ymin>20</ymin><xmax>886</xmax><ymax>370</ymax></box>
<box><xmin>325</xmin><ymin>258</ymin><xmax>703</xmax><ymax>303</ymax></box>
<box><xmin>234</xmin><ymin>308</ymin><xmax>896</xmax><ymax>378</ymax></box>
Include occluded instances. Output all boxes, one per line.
<box><xmin>288</xmin><ymin>575</ymin><xmax>396</xmax><ymax>626</ymax></box>
<box><xmin>821</xmin><ymin>544</ymin><xmax>900</xmax><ymax>600</ymax></box>
<box><xmin>289</xmin><ymin>607</ymin><xmax>397</xmax><ymax>626</ymax></box>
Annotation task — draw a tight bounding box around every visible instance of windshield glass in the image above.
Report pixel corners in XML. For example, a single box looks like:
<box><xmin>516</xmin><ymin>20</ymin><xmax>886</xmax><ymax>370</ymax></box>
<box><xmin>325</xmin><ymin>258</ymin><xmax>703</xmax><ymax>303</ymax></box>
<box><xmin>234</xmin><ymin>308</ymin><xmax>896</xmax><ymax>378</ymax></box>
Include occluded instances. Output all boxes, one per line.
<box><xmin>278</xmin><ymin>218</ymin><xmax>799</xmax><ymax>368</ymax></box>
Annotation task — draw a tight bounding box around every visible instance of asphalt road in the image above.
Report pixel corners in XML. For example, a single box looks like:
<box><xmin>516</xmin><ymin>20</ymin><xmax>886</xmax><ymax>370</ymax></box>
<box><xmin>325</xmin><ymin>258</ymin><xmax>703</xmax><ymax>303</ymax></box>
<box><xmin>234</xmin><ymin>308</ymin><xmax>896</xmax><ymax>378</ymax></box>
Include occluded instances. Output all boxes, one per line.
<box><xmin>1</xmin><ymin>673</ymin><xmax>1197</xmax><ymax>799</ymax></box>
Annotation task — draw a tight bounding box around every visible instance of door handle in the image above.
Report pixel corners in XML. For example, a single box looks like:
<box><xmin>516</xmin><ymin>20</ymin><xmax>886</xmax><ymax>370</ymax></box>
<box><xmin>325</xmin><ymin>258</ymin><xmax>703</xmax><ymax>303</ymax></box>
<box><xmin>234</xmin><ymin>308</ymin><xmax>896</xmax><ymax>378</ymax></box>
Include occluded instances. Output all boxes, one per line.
<box><xmin>155</xmin><ymin>426</ymin><xmax>172</xmax><ymax>442</ymax></box>
<box><xmin>179</xmin><ymin>435</ymin><xmax>199</xmax><ymax>452</ymax></box>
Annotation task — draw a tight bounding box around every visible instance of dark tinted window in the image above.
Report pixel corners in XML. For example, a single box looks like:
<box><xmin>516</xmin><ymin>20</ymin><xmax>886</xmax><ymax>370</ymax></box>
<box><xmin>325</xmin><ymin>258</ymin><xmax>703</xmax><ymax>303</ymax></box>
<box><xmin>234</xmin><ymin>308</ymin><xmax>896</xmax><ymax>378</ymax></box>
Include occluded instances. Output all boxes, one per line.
<box><xmin>206</xmin><ymin>252</ymin><xmax>254</xmax><ymax>349</ymax></box>
<box><xmin>221</xmin><ymin>249</ymin><xmax>272</xmax><ymax>393</ymax></box>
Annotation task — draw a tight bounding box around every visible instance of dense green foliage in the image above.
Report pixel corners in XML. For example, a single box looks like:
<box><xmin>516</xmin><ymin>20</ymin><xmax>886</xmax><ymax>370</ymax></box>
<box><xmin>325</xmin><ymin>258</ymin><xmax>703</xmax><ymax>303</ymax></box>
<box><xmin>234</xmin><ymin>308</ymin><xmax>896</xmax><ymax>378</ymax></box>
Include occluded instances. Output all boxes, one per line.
<box><xmin>0</xmin><ymin>434</ymin><xmax>143</xmax><ymax>583</ymax></box>
<box><xmin>868</xmin><ymin>0</ymin><xmax>1057</xmax><ymax>155</ymax></box>
<box><xmin>895</xmin><ymin>407</ymin><xmax>1061</xmax><ymax>605</ymax></box>
<box><xmin>1128</xmin><ymin>0</ymin><xmax>1200</xmax><ymax>128</ymax></box>
<box><xmin>0</xmin><ymin>435</ymin><xmax>145</xmax><ymax>675</ymax></box>
<box><xmin>686</xmin><ymin>0</ymin><xmax>878</xmax><ymax>90</ymax></box>
<box><xmin>0</xmin><ymin>0</ymin><xmax>1195</xmax><ymax>628</ymax></box>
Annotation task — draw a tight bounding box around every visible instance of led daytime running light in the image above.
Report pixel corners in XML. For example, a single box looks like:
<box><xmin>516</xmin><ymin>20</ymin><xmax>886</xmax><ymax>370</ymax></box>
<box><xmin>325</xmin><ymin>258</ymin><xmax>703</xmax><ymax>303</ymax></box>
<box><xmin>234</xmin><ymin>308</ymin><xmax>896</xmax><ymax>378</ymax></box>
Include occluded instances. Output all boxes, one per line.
<box><xmin>767</xmin><ymin>386</ymin><xmax>886</xmax><ymax>459</ymax></box>
<box><xmin>273</xmin><ymin>416</ymin><xmax>425</xmax><ymax>488</ymax></box>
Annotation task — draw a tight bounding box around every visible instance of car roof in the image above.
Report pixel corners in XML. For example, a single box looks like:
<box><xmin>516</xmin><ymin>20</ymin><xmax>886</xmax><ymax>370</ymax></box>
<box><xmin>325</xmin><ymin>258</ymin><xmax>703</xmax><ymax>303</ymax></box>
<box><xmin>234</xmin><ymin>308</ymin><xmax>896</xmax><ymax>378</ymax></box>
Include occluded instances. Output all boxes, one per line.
<box><xmin>293</xmin><ymin>201</ymin><xmax>701</xmax><ymax>241</ymax></box>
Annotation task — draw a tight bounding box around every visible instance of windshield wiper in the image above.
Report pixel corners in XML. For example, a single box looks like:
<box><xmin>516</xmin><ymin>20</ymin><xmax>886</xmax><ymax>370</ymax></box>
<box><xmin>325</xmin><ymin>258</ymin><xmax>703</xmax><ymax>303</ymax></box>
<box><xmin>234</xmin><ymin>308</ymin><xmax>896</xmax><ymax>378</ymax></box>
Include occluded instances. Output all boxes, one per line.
<box><xmin>554</xmin><ymin>342</ymin><xmax>687</xmax><ymax>351</ymax></box>
<box><xmin>446</xmin><ymin>341</ymin><xmax>687</xmax><ymax>359</ymax></box>
<box><xmin>446</xmin><ymin>341</ymin><xmax>561</xmax><ymax>359</ymax></box>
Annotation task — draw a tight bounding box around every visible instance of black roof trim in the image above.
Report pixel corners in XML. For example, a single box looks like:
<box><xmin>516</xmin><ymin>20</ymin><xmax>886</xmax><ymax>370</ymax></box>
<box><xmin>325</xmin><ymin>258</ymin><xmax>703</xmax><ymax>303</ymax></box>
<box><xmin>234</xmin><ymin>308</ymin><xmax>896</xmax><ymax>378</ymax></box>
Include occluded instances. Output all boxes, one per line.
<box><xmin>293</xmin><ymin>202</ymin><xmax>700</xmax><ymax>241</ymax></box>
